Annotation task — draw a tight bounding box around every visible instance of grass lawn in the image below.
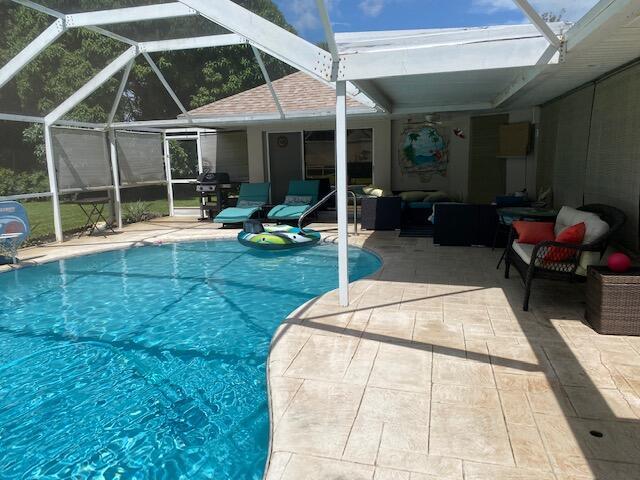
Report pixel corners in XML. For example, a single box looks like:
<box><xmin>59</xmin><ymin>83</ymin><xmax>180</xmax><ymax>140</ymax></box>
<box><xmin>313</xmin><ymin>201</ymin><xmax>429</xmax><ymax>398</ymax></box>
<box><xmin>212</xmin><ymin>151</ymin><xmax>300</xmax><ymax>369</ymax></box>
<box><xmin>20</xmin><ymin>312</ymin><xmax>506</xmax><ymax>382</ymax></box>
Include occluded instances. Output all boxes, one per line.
<box><xmin>23</xmin><ymin>197</ymin><xmax>204</xmax><ymax>243</ymax></box>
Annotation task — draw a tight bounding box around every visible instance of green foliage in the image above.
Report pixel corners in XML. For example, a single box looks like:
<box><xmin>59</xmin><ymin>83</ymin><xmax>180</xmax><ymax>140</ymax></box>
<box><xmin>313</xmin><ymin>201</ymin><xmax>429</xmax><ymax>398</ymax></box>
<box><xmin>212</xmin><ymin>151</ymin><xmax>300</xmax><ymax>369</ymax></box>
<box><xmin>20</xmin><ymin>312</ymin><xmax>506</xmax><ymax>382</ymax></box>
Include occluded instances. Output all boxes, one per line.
<box><xmin>0</xmin><ymin>167</ymin><xmax>49</xmax><ymax>196</ymax></box>
<box><xmin>122</xmin><ymin>200</ymin><xmax>154</xmax><ymax>224</ymax></box>
<box><xmin>0</xmin><ymin>0</ymin><xmax>295</xmax><ymax>174</ymax></box>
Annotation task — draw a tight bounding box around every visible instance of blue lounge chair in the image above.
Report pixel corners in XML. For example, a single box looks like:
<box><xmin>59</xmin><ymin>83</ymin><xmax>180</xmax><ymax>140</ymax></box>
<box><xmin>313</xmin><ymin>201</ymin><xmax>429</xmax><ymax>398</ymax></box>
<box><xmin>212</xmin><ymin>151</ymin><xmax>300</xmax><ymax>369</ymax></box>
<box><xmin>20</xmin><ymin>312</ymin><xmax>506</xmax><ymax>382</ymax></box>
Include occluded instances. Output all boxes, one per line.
<box><xmin>214</xmin><ymin>182</ymin><xmax>270</xmax><ymax>225</ymax></box>
<box><xmin>0</xmin><ymin>201</ymin><xmax>30</xmax><ymax>265</ymax></box>
<box><xmin>267</xmin><ymin>180</ymin><xmax>320</xmax><ymax>222</ymax></box>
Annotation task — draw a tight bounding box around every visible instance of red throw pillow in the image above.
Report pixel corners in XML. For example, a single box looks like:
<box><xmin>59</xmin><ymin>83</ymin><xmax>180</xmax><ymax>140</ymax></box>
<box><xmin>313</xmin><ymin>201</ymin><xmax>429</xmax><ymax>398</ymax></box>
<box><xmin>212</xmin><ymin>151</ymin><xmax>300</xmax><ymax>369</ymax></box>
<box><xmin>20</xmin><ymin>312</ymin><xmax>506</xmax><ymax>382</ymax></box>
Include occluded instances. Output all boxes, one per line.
<box><xmin>513</xmin><ymin>221</ymin><xmax>555</xmax><ymax>245</ymax></box>
<box><xmin>544</xmin><ymin>222</ymin><xmax>586</xmax><ymax>262</ymax></box>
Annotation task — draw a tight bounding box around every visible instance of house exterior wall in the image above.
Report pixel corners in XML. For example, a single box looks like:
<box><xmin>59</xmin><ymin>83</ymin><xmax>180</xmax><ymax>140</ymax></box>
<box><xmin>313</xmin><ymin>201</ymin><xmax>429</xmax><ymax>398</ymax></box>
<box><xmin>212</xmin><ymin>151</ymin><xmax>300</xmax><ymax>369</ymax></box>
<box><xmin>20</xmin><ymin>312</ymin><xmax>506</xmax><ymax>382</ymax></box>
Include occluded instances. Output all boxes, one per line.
<box><xmin>245</xmin><ymin>116</ymin><xmax>391</xmax><ymax>190</ymax></box>
<box><xmin>390</xmin><ymin>114</ymin><xmax>471</xmax><ymax>199</ymax></box>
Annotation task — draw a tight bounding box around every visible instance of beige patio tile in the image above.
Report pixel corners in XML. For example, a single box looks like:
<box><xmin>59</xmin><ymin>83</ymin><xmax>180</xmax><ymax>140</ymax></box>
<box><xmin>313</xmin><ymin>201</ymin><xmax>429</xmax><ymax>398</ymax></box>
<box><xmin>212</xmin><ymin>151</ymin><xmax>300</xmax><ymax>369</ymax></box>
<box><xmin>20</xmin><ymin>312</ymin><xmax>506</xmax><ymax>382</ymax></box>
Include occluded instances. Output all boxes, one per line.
<box><xmin>376</xmin><ymin>450</ymin><xmax>463</xmax><ymax>479</ymax></box>
<box><xmin>432</xmin><ymin>383</ymin><xmax>501</xmax><ymax>410</ymax></box>
<box><xmin>264</xmin><ymin>451</ymin><xmax>292</xmax><ymax>480</ymax></box>
<box><xmin>429</xmin><ymin>402</ymin><xmax>514</xmax><ymax>466</ymax></box>
<box><xmin>488</xmin><ymin>343</ymin><xmax>554</xmax><ymax>377</ymax></box>
<box><xmin>564</xmin><ymin>386</ymin><xmax>637</xmax><ymax>420</ymax></box>
<box><xmin>380</xmin><ymin>422</ymin><xmax>429</xmax><ymax>453</ymax></box>
<box><xmin>269</xmin><ymin>376</ymin><xmax>303</xmax><ymax>426</ymax></box>
<box><xmin>368</xmin><ymin>342</ymin><xmax>431</xmax><ymax>392</ymax></box>
<box><xmin>273</xmin><ymin>379</ymin><xmax>364</xmax><ymax>458</ymax></box>
<box><xmin>268</xmin><ymin>325</ymin><xmax>314</xmax><ymax>376</ymax></box>
<box><xmin>499</xmin><ymin>390</ymin><xmax>535</xmax><ymax>426</ymax></box>
<box><xmin>432</xmin><ymin>355</ymin><xmax>496</xmax><ymax>387</ymax></box>
<box><xmin>507</xmin><ymin>424</ymin><xmax>551</xmax><ymax>471</ymax></box>
<box><xmin>342</xmin><ymin>414</ymin><xmax>384</xmax><ymax>465</ymax></box>
<box><xmin>284</xmin><ymin>334</ymin><xmax>360</xmax><ymax>382</ymax></box>
<box><xmin>463</xmin><ymin>461</ymin><xmax>555</xmax><ymax>480</ymax></box>
<box><xmin>358</xmin><ymin>386</ymin><xmax>430</xmax><ymax>426</ymax></box>
<box><xmin>342</xmin><ymin>338</ymin><xmax>380</xmax><ymax>385</ymax></box>
<box><xmin>374</xmin><ymin>468</ymin><xmax>410</xmax><ymax>480</ymax></box>
<box><xmin>365</xmin><ymin>310</ymin><xmax>416</xmax><ymax>342</ymax></box>
<box><xmin>280</xmin><ymin>454</ymin><xmax>374</xmax><ymax>480</ymax></box>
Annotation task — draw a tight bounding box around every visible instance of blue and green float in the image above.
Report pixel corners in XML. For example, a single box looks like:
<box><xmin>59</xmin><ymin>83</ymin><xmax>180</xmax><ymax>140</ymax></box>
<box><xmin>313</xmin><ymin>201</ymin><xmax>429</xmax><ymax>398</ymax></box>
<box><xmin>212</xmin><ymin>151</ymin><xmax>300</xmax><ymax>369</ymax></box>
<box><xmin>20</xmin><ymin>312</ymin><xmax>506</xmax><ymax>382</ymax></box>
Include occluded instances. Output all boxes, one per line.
<box><xmin>238</xmin><ymin>220</ymin><xmax>320</xmax><ymax>250</ymax></box>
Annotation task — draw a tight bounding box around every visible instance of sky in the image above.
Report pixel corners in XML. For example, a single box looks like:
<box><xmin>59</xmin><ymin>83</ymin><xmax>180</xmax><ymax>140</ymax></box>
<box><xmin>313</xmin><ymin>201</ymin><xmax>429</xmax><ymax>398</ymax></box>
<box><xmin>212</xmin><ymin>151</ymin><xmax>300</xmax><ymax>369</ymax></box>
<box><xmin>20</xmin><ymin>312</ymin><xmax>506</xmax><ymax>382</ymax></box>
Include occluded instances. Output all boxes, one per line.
<box><xmin>273</xmin><ymin>0</ymin><xmax>599</xmax><ymax>42</ymax></box>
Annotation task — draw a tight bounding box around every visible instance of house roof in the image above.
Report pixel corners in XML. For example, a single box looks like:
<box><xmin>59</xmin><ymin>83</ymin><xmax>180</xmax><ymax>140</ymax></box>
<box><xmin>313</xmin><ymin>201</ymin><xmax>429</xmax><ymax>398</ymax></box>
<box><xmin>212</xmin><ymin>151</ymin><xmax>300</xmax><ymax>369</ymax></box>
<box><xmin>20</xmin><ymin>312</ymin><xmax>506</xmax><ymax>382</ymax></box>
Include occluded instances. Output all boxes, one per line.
<box><xmin>186</xmin><ymin>71</ymin><xmax>365</xmax><ymax>117</ymax></box>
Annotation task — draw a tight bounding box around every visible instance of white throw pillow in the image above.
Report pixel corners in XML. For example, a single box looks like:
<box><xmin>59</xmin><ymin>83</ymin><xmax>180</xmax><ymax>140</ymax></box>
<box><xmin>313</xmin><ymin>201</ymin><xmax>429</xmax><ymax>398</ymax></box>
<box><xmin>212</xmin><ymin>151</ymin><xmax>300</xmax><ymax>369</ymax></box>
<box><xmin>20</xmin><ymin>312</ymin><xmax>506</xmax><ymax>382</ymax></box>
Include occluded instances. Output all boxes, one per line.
<box><xmin>554</xmin><ymin>206</ymin><xmax>609</xmax><ymax>244</ymax></box>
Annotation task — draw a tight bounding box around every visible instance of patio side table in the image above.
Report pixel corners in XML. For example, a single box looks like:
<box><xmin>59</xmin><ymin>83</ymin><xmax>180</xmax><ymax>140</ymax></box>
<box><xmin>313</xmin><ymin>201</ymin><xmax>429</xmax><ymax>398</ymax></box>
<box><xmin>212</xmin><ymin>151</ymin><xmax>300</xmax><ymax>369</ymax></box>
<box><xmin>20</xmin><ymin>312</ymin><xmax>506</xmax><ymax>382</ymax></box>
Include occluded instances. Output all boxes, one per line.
<box><xmin>586</xmin><ymin>266</ymin><xmax>640</xmax><ymax>335</ymax></box>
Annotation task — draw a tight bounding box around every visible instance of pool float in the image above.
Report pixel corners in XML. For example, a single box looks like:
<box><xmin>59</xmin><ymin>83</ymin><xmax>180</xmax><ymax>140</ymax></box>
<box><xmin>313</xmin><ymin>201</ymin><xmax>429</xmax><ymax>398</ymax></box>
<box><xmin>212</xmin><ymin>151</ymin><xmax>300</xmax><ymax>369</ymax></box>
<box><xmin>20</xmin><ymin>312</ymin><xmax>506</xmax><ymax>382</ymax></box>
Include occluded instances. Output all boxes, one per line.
<box><xmin>238</xmin><ymin>220</ymin><xmax>320</xmax><ymax>250</ymax></box>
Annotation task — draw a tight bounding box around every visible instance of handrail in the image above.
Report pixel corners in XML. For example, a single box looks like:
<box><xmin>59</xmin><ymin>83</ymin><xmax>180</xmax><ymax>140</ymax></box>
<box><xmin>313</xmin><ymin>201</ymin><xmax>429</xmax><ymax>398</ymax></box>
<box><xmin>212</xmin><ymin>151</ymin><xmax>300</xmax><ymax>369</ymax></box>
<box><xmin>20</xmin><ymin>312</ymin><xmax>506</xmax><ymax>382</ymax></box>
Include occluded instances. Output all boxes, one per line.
<box><xmin>298</xmin><ymin>188</ymin><xmax>358</xmax><ymax>236</ymax></box>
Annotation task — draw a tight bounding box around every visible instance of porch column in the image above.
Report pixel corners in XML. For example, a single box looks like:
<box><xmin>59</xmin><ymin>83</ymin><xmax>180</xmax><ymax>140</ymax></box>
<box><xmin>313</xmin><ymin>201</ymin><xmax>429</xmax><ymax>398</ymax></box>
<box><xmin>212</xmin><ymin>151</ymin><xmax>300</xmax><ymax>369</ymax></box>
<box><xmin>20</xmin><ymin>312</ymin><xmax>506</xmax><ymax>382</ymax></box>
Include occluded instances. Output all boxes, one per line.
<box><xmin>163</xmin><ymin>133</ymin><xmax>175</xmax><ymax>216</ymax></box>
<box><xmin>43</xmin><ymin>124</ymin><xmax>63</xmax><ymax>242</ymax></box>
<box><xmin>336</xmin><ymin>81</ymin><xmax>349</xmax><ymax>306</ymax></box>
<box><xmin>108</xmin><ymin>129</ymin><xmax>123</xmax><ymax>229</ymax></box>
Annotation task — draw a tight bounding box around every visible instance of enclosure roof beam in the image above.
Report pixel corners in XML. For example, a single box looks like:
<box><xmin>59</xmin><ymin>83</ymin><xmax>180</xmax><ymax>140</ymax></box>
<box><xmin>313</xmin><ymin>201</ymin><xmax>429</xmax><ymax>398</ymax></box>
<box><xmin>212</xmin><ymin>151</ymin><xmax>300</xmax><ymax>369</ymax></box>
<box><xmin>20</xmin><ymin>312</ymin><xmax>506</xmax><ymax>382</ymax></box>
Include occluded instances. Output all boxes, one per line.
<box><xmin>315</xmin><ymin>0</ymin><xmax>340</xmax><ymax>81</ymax></box>
<box><xmin>139</xmin><ymin>34</ymin><xmax>246</xmax><ymax>53</ymax></box>
<box><xmin>511</xmin><ymin>0</ymin><xmax>562</xmax><ymax>47</ymax></box>
<box><xmin>10</xmin><ymin>0</ymin><xmax>138</xmax><ymax>46</ymax></box>
<box><xmin>64</xmin><ymin>3</ymin><xmax>197</xmax><ymax>28</ymax></box>
<box><xmin>142</xmin><ymin>52</ymin><xmax>192</xmax><ymax>122</ymax></box>
<box><xmin>45</xmin><ymin>46</ymin><xmax>138</xmax><ymax>125</ymax></box>
<box><xmin>491</xmin><ymin>43</ymin><xmax>559</xmax><ymax>107</ymax></box>
<box><xmin>0</xmin><ymin>19</ymin><xmax>66</xmax><ymax>89</ymax></box>
<box><xmin>179</xmin><ymin>0</ymin><xmax>334</xmax><ymax>81</ymax></box>
<box><xmin>251</xmin><ymin>46</ymin><xmax>284</xmax><ymax>119</ymax></box>
<box><xmin>336</xmin><ymin>35</ymin><xmax>559</xmax><ymax>81</ymax></box>
<box><xmin>0</xmin><ymin>112</ymin><xmax>44</xmax><ymax>123</ymax></box>
<box><xmin>107</xmin><ymin>59</ymin><xmax>135</xmax><ymax>127</ymax></box>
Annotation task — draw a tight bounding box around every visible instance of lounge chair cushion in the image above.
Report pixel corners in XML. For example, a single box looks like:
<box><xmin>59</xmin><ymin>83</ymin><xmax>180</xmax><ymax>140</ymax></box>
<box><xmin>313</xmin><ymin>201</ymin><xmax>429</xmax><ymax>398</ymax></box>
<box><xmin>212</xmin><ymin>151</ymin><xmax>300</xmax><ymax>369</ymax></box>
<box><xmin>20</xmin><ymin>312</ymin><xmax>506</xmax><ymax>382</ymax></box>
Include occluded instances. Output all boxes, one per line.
<box><xmin>236</xmin><ymin>200</ymin><xmax>264</xmax><ymax>208</ymax></box>
<box><xmin>214</xmin><ymin>206</ymin><xmax>261</xmax><ymax>223</ymax></box>
<box><xmin>267</xmin><ymin>204</ymin><xmax>310</xmax><ymax>220</ymax></box>
<box><xmin>362</xmin><ymin>185</ymin><xmax>392</xmax><ymax>197</ymax></box>
<box><xmin>555</xmin><ymin>206</ymin><xmax>609</xmax><ymax>244</ymax></box>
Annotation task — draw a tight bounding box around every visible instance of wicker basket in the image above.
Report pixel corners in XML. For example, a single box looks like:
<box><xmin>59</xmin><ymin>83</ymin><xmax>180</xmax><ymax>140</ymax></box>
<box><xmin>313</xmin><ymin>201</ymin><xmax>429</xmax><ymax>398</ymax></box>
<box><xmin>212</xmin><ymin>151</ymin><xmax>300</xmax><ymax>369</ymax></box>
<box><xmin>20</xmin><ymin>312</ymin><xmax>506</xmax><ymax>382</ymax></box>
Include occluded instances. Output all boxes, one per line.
<box><xmin>586</xmin><ymin>266</ymin><xmax>640</xmax><ymax>335</ymax></box>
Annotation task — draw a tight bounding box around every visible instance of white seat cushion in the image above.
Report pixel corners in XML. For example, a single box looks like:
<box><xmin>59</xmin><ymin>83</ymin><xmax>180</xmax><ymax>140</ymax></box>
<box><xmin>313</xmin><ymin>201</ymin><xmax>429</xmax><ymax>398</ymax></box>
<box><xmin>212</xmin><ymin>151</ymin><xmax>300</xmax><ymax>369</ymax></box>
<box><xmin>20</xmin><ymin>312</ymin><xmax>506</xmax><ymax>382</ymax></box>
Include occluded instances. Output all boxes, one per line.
<box><xmin>511</xmin><ymin>240</ymin><xmax>577</xmax><ymax>271</ymax></box>
<box><xmin>512</xmin><ymin>241</ymin><xmax>534</xmax><ymax>264</ymax></box>
<box><xmin>555</xmin><ymin>206</ymin><xmax>609</xmax><ymax>244</ymax></box>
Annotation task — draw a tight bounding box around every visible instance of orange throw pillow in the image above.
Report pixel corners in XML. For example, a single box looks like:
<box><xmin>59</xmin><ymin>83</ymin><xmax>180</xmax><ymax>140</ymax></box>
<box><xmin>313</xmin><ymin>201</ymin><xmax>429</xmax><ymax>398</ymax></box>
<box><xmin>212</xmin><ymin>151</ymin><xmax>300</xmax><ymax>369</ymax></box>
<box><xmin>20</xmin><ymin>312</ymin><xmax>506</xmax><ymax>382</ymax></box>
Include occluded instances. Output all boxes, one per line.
<box><xmin>544</xmin><ymin>222</ymin><xmax>586</xmax><ymax>262</ymax></box>
<box><xmin>513</xmin><ymin>221</ymin><xmax>555</xmax><ymax>245</ymax></box>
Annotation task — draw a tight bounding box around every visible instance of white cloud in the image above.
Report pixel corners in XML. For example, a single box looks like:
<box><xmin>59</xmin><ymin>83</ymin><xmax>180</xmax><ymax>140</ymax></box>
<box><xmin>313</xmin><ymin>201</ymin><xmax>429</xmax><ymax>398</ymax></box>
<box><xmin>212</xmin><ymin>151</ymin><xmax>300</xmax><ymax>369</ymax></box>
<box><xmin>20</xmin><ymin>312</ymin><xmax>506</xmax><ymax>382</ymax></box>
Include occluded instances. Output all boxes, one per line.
<box><xmin>287</xmin><ymin>0</ymin><xmax>343</xmax><ymax>32</ymax></box>
<box><xmin>359</xmin><ymin>0</ymin><xmax>386</xmax><ymax>17</ymax></box>
<box><xmin>471</xmin><ymin>0</ymin><xmax>598</xmax><ymax>21</ymax></box>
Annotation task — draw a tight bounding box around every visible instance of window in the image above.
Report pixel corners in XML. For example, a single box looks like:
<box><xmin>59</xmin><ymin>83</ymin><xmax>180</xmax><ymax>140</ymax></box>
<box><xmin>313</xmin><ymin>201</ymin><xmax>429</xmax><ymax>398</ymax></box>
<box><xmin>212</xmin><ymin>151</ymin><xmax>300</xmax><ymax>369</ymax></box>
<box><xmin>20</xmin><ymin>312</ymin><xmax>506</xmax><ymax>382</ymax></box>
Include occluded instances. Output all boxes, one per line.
<box><xmin>303</xmin><ymin>128</ymin><xmax>373</xmax><ymax>186</ymax></box>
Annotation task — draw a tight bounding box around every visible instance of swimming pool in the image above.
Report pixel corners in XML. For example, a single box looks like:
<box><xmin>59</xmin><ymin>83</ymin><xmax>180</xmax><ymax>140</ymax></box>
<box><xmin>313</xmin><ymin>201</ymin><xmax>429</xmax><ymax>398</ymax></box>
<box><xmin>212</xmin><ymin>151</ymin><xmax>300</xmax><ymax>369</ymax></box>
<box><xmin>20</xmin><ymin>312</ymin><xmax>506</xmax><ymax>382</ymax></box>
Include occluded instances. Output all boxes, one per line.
<box><xmin>0</xmin><ymin>240</ymin><xmax>380</xmax><ymax>479</ymax></box>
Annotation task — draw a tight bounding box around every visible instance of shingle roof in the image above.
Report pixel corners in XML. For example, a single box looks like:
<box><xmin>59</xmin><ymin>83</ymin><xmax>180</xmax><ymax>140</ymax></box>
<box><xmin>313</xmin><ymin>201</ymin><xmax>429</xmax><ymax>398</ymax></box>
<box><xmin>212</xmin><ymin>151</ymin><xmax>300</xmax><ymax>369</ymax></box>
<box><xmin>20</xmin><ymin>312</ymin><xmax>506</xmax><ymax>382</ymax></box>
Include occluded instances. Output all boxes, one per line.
<box><xmin>186</xmin><ymin>71</ymin><xmax>363</xmax><ymax>117</ymax></box>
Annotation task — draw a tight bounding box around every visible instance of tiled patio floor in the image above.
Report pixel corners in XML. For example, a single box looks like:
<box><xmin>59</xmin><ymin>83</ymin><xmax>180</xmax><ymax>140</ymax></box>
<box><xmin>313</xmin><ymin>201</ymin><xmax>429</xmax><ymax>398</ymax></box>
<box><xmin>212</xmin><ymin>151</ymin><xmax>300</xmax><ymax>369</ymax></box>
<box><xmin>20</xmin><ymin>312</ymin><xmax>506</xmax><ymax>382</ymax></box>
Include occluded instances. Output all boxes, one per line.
<box><xmin>6</xmin><ymin>219</ymin><xmax>640</xmax><ymax>479</ymax></box>
<box><xmin>267</xmin><ymin>231</ymin><xmax>640</xmax><ymax>480</ymax></box>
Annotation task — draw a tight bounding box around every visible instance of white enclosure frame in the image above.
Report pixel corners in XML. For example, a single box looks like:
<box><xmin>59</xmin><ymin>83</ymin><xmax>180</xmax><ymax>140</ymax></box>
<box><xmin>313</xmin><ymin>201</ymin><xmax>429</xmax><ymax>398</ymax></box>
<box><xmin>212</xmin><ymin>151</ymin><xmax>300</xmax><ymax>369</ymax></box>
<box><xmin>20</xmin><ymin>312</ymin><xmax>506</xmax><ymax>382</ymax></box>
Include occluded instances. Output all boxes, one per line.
<box><xmin>0</xmin><ymin>0</ymin><xmax>617</xmax><ymax>305</ymax></box>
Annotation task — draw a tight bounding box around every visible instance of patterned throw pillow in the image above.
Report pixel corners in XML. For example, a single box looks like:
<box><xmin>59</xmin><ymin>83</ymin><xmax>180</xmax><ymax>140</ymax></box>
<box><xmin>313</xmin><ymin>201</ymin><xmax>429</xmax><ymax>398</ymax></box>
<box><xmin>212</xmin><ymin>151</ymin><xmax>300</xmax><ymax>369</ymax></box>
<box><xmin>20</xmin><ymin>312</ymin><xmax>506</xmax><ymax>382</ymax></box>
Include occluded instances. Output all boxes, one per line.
<box><xmin>284</xmin><ymin>195</ymin><xmax>312</xmax><ymax>206</ymax></box>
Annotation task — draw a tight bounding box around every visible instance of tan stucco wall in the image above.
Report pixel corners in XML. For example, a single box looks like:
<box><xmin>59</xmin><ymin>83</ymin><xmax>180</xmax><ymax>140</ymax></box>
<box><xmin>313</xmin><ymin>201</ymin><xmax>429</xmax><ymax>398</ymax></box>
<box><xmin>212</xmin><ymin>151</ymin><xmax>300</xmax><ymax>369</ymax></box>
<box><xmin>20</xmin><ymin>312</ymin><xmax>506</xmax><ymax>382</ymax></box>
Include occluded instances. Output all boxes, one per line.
<box><xmin>245</xmin><ymin>116</ymin><xmax>392</xmax><ymax>190</ymax></box>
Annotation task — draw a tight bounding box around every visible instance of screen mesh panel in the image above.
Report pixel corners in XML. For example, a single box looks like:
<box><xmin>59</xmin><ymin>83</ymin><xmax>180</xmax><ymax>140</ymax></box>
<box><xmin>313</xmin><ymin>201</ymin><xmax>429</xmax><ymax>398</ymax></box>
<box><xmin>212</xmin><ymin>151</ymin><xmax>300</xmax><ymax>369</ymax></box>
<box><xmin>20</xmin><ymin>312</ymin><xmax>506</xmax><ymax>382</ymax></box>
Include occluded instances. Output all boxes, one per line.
<box><xmin>200</xmin><ymin>131</ymin><xmax>249</xmax><ymax>182</ymax></box>
<box><xmin>551</xmin><ymin>84</ymin><xmax>594</xmax><ymax>209</ymax></box>
<box><xmin>584</xmin><ymin>64</ymin><xmax>640</xmax><ymax>250</ymax></box>
<box><xmin>51</xmin><ymin>127</ymin><xmax>112</xmax><ymax>190</ymax></box>
<box><xmin>116</xmin><ymin>130</ymin><xmax>165</xmax><ymax>185</ymax></box>
<box><xmin>536</xmin><ymin>101</ymin><xmax>560</xmax><ymax>192</ymax></box>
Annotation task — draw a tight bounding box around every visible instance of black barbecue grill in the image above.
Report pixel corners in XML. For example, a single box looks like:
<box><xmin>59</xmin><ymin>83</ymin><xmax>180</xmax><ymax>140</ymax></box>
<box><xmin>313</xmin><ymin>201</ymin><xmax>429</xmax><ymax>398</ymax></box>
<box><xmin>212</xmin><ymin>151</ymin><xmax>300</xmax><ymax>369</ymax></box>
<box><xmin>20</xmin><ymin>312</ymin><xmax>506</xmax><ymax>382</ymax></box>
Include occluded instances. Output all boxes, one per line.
<box><xmin>195</xmin><ymin>170</ymin><xmax>236</xmax><ymax>220</ymax></box>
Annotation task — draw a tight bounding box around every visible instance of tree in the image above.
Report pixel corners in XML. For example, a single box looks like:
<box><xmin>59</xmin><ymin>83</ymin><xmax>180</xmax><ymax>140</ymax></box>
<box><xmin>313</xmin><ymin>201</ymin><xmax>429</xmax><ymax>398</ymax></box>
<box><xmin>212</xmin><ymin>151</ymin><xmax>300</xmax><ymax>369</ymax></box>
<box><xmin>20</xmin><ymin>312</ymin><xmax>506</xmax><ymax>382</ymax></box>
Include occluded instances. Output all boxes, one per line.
<box><xmin>0</xmin><ymin>0</ymin><xmax>296</xmax><ymax>167</ymax></box>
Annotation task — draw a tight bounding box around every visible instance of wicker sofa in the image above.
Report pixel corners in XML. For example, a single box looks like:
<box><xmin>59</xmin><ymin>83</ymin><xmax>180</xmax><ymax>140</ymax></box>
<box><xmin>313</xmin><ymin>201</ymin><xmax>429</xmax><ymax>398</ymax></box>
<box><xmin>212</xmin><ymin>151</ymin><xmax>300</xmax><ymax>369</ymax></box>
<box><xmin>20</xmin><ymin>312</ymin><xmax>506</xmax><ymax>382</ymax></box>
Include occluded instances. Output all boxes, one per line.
<box><xmin>504</xmin><ymin>204</ymin><xmax>626</xmax><ymax>311</ymax></box>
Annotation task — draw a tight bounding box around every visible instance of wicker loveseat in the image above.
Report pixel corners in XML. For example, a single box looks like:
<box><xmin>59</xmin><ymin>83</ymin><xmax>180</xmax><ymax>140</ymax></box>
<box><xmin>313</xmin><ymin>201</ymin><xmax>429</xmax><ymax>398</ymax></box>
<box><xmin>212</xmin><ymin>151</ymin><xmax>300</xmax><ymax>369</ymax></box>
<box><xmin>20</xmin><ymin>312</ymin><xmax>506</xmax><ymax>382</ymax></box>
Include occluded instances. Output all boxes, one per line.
<box><xmin>504</xmin><ymin>204</ymin><xmax>626</xmax><ymax>311</ymax></box>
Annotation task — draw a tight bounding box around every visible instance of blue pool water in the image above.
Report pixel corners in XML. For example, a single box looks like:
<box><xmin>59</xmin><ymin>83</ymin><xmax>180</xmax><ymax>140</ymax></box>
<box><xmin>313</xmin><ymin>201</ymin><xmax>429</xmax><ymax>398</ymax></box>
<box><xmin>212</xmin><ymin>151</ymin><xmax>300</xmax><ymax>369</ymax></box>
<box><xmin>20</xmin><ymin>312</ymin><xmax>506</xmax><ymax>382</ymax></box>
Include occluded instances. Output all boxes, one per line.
<box><xmin>0</xmin><ymin>240</ymin><xmax>380</xmax><ymax>479</ymax></box>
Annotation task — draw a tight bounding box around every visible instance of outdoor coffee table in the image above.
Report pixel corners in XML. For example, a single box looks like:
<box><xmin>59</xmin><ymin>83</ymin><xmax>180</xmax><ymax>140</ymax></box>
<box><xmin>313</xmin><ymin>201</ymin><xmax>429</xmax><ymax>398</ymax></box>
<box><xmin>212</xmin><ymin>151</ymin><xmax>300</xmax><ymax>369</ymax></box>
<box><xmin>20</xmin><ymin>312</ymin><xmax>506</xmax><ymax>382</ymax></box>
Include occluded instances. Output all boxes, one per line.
<box><xmin>65</xmin><ymin>197</ymin><xmax>116</xmax><ymax>237</ymax></box>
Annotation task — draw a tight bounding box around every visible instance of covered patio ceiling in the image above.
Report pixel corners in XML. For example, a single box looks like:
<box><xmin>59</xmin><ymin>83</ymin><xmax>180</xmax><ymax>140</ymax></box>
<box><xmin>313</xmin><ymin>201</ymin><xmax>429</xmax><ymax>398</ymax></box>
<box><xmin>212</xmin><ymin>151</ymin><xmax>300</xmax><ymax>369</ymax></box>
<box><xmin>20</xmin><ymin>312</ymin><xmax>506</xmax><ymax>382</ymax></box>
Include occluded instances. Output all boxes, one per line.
<box><xmin>2</xmin><ymin>0</ymin><xmax>639</xmax><ymax>130</ymax></box>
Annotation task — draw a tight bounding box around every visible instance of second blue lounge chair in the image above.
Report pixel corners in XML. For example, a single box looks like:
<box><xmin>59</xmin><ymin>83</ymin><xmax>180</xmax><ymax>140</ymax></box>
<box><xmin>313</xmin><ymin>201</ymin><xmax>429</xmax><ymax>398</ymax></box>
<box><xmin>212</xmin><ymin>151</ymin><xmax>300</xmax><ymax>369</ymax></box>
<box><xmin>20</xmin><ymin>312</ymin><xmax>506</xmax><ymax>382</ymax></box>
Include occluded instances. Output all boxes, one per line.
<box><xmin>267</xmin><ymin>180</ymin><xmax>320</xmax><ymax>222</ymax></box>
<box><xmin>214</xmin><ymin>182</ymin><xmax>270</xmax><ymax>225</ymax></box>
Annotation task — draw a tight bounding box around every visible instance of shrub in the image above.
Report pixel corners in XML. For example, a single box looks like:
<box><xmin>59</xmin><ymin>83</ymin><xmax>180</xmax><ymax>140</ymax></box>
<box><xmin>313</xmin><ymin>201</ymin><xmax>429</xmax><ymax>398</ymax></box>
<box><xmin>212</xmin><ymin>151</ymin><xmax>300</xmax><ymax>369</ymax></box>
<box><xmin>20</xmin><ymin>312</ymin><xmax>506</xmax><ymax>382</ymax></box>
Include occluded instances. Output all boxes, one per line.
<box><xmin>122</xmin><ymin>201</ymin><xmax>154</xmax><ymax>224</ymax></box>
<box><xmin>0</xmin><ymin>168</ymin><xmax>49</xmax><ymax>197</ymax></box>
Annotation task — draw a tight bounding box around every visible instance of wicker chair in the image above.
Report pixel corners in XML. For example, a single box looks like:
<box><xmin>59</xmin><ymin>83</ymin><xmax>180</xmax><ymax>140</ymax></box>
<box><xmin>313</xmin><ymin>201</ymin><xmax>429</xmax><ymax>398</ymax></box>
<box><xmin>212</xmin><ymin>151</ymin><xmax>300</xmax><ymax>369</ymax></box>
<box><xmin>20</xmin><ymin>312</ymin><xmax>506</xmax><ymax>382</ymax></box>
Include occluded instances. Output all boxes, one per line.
<box><xmin>504</xmin><ymin>204</ymin><xmax>626</xmax><ymax>311</ymax></box>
